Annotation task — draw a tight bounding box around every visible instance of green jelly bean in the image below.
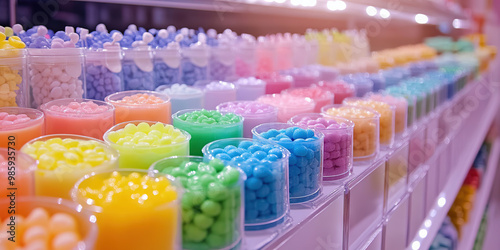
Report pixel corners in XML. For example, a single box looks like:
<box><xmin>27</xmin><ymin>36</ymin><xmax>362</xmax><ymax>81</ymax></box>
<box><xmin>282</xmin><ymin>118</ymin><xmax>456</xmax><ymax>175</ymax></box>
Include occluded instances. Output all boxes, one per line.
<box><xmin>185</xmin><ymin>224</ymin><xmax>207</xmax><ymax>242</ymax></box>
<box><xmin>209</xmin><ymin>159</ymin><xmax>225</xmax><ymax>172</ymax></box>
<box><xmin>201</xmin><ymin>200</ymin><xmax>222</xmax><ymax>217</ymax></box>
<box><xmin>194</xmin><ymin>214</ymin><xmax>214</xmax><ymax>229</ymax></box>
<box><xmin>218</xmin><ymin>167</ymin><xmax>240</xmax><ymax>186</ymax></box>
<box><xmin>207</xmin><ymin>182</ymin><xmax>229</xmax><ymax>201</ymax></box>
<box><xmin>182</xmin><ymin>208</ymin><xmax>195</xmax><ymax>223</ymax></box>
<box><xmin>206</xmin><ymin>234</ymin><xmax>226</xmax><ymax>248</ymax></box>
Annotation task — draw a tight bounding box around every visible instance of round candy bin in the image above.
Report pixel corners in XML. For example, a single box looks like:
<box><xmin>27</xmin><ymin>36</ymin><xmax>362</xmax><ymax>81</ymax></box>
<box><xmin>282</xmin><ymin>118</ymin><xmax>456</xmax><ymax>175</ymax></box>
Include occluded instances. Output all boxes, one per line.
<box><xmin>202</xmin><ymin>138</ymin><xmax>290</xmax><ymax>230</ymax></box>
<box><xmin>322</xmin><ymin>105</ymin><xmax>380</xmax><ymax>161</ymax></box>
<box><xmin>156</xmin><ymin>83</ymin><xmax>204</xmax><ymax>114</ymax></box>
<box><xmin>282</xmin><ymin>87</ymin><xmax>334</xmax><ymax>112</ymax></box>
<box><xmin>234</xmin><ymin>77</ymin><xmax>266</xmax><ymax>101</ymax></box>
<box><xmin>104</xmin><ymin>121</ymin><xmax>190</xmax><ymax>169</ymax></box>
<box><xmin>0</xmin><ymin>48</ymin><xmax>26</xmax><ymax>107</ymax></box>
<box><xmin>85</xmin><ymin>49</ymin><xmax>124</xmax><ymax>100</ymax></box>
<box><xmin>252</xmin><ymin>123</ymin><xmax>323</xmax><ymax>203</ymax></box>
<box><xmin>289</xmin><ymin>114</ymin><xmax>353</xmax><ymax>180</ymax></box>
<box><xmin>0</xmin><ymin>148</ymin><xmax>36</xmax><ymax>198</ymax></box>
<box><xmin>0</xmin><ymin>107</ymin><xmax>44</xmax><ymax>150</ymax></box>
<box><xmin>343</xmin><ymin>98</ymin><xmax>396</xmax><ymax>148</ymax></box>
<box><xmin>257</xmin><ymin>94</ymin><xmax>315</xmax><ymax>122</ymax></box>
<box><xmin>217</xmin><ymin>101</ymin><xmax>278</xmax><ymax>138</ymax></box>
<box><xmin>21</xmin><ymin>134</ymin><xmax>119</xmax><ymax>199</ymax></box>
<box><xmin>122</xmin><ymin>48</ymin><xmax>155</xmax><ymax>91</ymax></box>
<box><xmin>172</xmin><ymin>109</ymin><xmax>243</xmax><ymax>156</ymax></box>
<box><xmin>105</xmin><ymin>90</ymin><xmax>171</xmax><ymax>124</ymax></box>
<box><xmin>259</xmin><ymin>73</ymin><xmax>293</xmax><ymax>94</ymax></box>
<box><xmin>195</xmin><ymin>81</ymin><xmax>236</xmax><ymax>110</ymax></box>
<box><xmin>40</xmin><ymin>98</ymin><xmax>114</xmax><ymax>139</ymax></box>
<box><xmin>27</xmin><ymin>48</ymin><xmax>85</xmax><ymax>108</ymax></box>
<box><xmin>150</xmin><ymin>157</ymin><xmax>243</xmax><ymax>249</ymax></box>
<box><xmin>0</xmin><ymin>197</ymin><xmax>97</xmax><ymax>249</ymax></box>
<box><xmin>315</xmin><ymin>81</ymin><xmax>355</xmax><ymax>104</ymax></box>
<box><xmin>366</xmin><ymin>94</ymin><xmax>408</xmax><ymax>136</ymax></box>
<box><xmin>72</xmin><ymin>169</ymin><xmax>181</xmax><ymax>250</ymax></box>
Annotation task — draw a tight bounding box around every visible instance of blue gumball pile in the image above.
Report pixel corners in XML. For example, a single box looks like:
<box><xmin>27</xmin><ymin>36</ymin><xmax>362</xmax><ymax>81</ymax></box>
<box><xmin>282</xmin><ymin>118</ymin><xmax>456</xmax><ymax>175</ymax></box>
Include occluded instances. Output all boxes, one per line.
<box><xmin>256</xmin><ymin>126</ymin><xmax>323</xmax><ymax>202</ymax></box>
<box><xmin>204</xmin><ymin>139</ymin><xmax>289</xmax><ymax>229</ymax></box>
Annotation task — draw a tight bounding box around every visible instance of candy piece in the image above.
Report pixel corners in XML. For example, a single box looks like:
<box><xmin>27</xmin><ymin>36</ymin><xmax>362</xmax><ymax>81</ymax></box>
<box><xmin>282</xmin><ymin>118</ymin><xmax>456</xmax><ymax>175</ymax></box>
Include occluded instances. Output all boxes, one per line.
<box><xmin>257</xmin><ymin>94</ymin><xmax>315</xmax><ymax>122</ymax></box>
<box><xmin>283</xmin><ymin>87</ymin><xmax>334</xmax><ymax>112</ymax></box>
<box><xmin>217</xmin><ymin>101</ymin><xmax>277</xmax><ymax>138</ymax></box>
<box><xmin>52</xmin><ymin>232</ymin><xmax>79</xmax><ymax>250</ymax></box>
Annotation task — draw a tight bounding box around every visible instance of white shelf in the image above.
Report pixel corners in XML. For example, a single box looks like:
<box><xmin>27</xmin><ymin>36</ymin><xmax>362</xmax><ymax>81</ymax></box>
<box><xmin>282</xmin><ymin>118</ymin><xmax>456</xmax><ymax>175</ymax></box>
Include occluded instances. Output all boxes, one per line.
<box><xmin>457</xmin><ymin>137</ymin><xmax>500</xmax><ymax>250</ymax></box>
<box><xmin>407</xmin><ymin>74</ymin><xmax>500</xmax><ymax>250</ymax></box>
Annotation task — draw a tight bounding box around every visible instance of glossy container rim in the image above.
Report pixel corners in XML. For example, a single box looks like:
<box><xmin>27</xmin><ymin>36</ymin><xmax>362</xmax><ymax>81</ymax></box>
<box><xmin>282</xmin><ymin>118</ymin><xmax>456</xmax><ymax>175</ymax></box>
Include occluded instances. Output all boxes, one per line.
<box><xmin>0</xmin><ymin>107</ymin><xmax>44</xmax><ymax>131</ymax></box>
<box><xmin>216</xmin><ymin>101</ymin><xmax>279</xmax><ymax>118</ymax></box>
<box><xmin>172</xmin><ymin>109</ymin><xmax>244</xmax><ymax>129</ymax></box>
<box><xmin>288</xmin><ymin>113</ymin><xmax>355</xmax><ymax>130</ymax></box>
<box><xmin>40</xmin><ymin>98</ymin><xmax>115</xmax><ymax>118</ymax></box>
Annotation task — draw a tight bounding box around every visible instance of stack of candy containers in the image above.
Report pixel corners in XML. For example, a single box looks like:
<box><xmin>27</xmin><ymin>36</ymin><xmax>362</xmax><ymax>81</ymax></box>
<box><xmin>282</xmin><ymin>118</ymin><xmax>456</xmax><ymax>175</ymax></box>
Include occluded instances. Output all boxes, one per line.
<box><xmin>83</xmin><ymin>25</ymin><xmax>124</xmax><ymax>100</ymax></box>
<box><xmin>260</xmin><ymin>73</ymin><xmax>293</xmax><ymax>94</ymax></box>
<box><xmin>105</xmin><ymin>90</ymin><xmax>172</xmax><ymax>124</ymax></box>
<box><xmin>281</xmin><ymin>67</ymin><xmax>320</xmax><ymax>88</ymax></box>
<box><xmin>291</xmin><ymin>34</ymin><xmax>309</xmax><ymax>68</ymax></box>
<box><xmin>156</xmin><ymin>83</ymin><xmax>204</xmax><ymax>113</ymax></box>
<box><xmin>275</xmin><ymin>34</ymin><xmax>293</xmax><ymax>71</ymax></box>
<box><xmin>72</xmin><ymin>169</ymin><xmax>181</xmax><ymax>250</ymax></box>
<box><xmin>150</xmin><ymin>156</ymin><xmax>244</xmax><ymax>249</ymax></box>
<box><xmin>202</xmin><ymin>139</ymin><xmax>290</xmax><ymax>230</ymax></box>
<box><xmin>181</xmin><ymin>33</ymin><xmax>210</xmax><ymax>85</ymax></box>
<box><xmin>315</xmin><ymin>80</ymin><xmax>356</xmax><ymax>104</ymax></box>
<box><xmin>0</xmin><ymin>27</ymin><xmax>26</xmax><ymax>107</ymax></box>
<box><xmin>122</xmin><ymin>33</ymin><xmax>155</xmax><ymax>91</ymax></box>
<box><xmin>26</xmin><ymin>27</ymin><xmax>86</xmax><ymax>108</ymax></box>
<box><xmin>252</xmin><ymin>123</ymin><xmax>323</xmax><ymax>203</ymax></box>
<box><xmin>209</xmin><ymin>30</ymin><xmax>236</xmax><ymax>81</ymax></box>
<box><xmin>255</xmin><ymin>37</ymin><xmax>276</xmax><ymax>76</ymax></box>
<box><xmin>257</xmin><ymin>94</ymin><xmax>315</xmax><ymax>122</ymax></box>
<box><xmin>153</xmin><ymin>31</ymin><xmax>182</xmax><ymax>88</ymax></box>
<box><xmin>235</xmin><ymin>34</ymin><xmax>257</xmax><ymax>77</ymax></box>
<box><xmin>289</xmin><ymin>114</ymin><xmax>353</xmax><ymax>180</ymax></box>
<box><xmin>342</xmin><ymin>73</ymin><xmax>374</xmax><ymax>97</ymax></box>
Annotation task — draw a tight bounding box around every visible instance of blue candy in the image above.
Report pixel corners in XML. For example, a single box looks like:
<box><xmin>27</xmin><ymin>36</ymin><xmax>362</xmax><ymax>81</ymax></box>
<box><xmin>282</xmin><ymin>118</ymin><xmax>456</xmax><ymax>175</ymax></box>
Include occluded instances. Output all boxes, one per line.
<box><xmin>246</xmin><ymin>177</ymin><xmax>263</xmax><ymax>190</ymax></box>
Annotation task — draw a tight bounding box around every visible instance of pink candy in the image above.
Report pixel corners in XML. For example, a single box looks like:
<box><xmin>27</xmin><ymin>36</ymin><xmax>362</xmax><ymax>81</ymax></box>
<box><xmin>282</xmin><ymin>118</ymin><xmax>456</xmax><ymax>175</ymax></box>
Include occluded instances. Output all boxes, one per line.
<box><xmin>49</xmin><ymin>101</ymin><xmax>109</xmax><ymax>114</ymax></box>
<box><xmin>217</xmin><ymin>101</ymin><xmax>278</xmax><ymax>138</ymax></box>
<box><xmin>0</xmin><ymin>112</ymin><xmax>32</xmax><ymax>126</ymax></box>
<box><xmin>283</xmin><ymin>87</ymin><xmax>334</xmax><ymax>112</ymax></box>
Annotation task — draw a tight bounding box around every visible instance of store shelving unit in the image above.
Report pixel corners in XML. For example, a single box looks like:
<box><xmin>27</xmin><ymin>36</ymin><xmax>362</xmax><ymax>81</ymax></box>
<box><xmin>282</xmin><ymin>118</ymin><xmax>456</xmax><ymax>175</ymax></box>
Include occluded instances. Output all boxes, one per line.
<box><xmin>483</xmin><ymin>154</ymin><xmax>500</xmax><ymax>249</ymax></box>
<box><xmin>457</xmin><ymin>136</ymin><xmax>500</xmax><ymax>250</ymax></box>
<box><xmin>407</xmin><ymin>73</ymin><xmax>500</xmax><ymax>250</ymax></box>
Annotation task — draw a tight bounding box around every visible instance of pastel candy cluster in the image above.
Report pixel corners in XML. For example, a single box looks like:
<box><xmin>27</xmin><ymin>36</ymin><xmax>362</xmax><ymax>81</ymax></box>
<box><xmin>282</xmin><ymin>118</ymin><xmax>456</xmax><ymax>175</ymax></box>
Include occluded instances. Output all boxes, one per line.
<box><xmin>257</xmin><ymin>126</ymin><xmax>322</xmax><ymax>200</ymax></box>
<box><xmin>293</xmin><ymin>117</ymin><xmax>352</xmax><ymax>178</ymax></box>
<box><xmin>342</xmin><ymin>74</ymin><xmax>374</xmax><ymax>97</ymax></box>
<box><xmin>281</xmin><ymin>68</ymin><xmax>319</xmax><ymax>88</ymax></box>
<box><xmin>257</xmin><ymin>94</ymin><xmax>315</xmax><ymax>122</ymax></box>
<box><xmin>177</xmin><ymin>109</ymin><xmax>241</xmax><ymax>125</ymax></box>
<box><xmin>256</xmin><ymin>45</ymin><xmax>274</xmax><ymax>75</ymax></box>
<box><xmin>107</xmin><ymin>122</ymin><xmax>187</xmax><ymax>146</ymax></box>
<box><xmin>343</xmin><ymin>99</ymin><xmax>394</xmax><ymax>145</ymax></box>
<box><xmin>22</xmin><ymin>138</ymin><xmax>111</xmax><ymax>170</ymax></box>
<box><xmin>324</xmin><ymin>106</ymin><xmax>378</xmax><ymax>158</ymax></box>
<box><xmin>235</xmin><ymin>57</ymin><xmax>254</xmax><ymax>77</ymax></box>
<box><xmin>48</xmin><ymin>101</ymin><xmax>109</xmax><ymax>113</ymax></box>
<box><xmin>115</xmin><ymin>93</ymin><xmax>165</xmax><ymax>105</ymax></box>
<box><xmin>159</xmin><ymin>83</ymin><xmax>203</xmax><ymax>96</ymax></box>
<box><xmin>123</xmin><ymin>62</ymin><xmax>155</xmax><ymax>90</ymax></box>
<box><xmin>260</xmin><ymin>73</ymin><xmax>292</xmax><ymax>94</ymax></box>
<box><xmin>154</xmin><ymin>61</ymin><xmax>180</xmax><ymax>86</ymax></box>
<box><xmin>157</xmin><ymin>84</ymin><xmax>203</xmax><ymax>113</ymax></box>
<box><xmin>217</xmin><ymin>101</ymin><xmax>275</xmax><ymax>115</ymax></box>
<box><xmin>368</xmin><ymin>94</ymin><xmax>408</xmax><ymax>134</ymax></box>
<box><xmin>29</xmin><ymin>63</ymin><xmax>84</xmax><ymax>107</ymax></box>
<box><xmin>0</xmin><ymin>112</ymin><xmax>32</xmax><ymax>126</ymax></box>
<box><xmin>160</xmin><ymin>159</ymin><xmax>241</xmax><ymax>248</ymax></box>
<box><xmin>206</xmin><ymin>140</ymin><xmax>287</xmax><ymax>224</ymax></box>
<box><xmin>85</xmin><ymin>63</ymin><xmax>122</xmax><ymax>100</ymax></box>
<box><xmin>284</xmin><ymin>87</ymin><xmax>333</xmax><ymax>112</ymax></box>
<box><xmin>205</xmin><ymin>81</ymin><xmax>235</xmax><ymax>91</ymax></box>
<box><xmin>78</xmin><ymin>171</ymin><xmax>178</xmax><ymax>208</ymax></box>
<box><xmin>0</xmin><ymin>34</ymin><xmax>26</xmax><ymax>49</ymax></box>
<box><xmin>0</xmin><ymin>208</ymin><xmax>82</xmax><ymax>250</ymax></box>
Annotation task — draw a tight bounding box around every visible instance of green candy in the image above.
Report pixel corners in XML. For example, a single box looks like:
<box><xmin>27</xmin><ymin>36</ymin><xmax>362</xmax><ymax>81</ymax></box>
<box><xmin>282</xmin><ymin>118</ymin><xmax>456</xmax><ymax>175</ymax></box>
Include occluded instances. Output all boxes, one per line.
<box><xmin>184</xmin><ymin>161</ymin><xmax>199</xmax><ymax>171</ymax></box>
<box><xmin>207</xmin><ymin>182</ymin><xmax>229</xmax><ymax>201</ymax></box>
<box><xmin>182</xmin><ymin>193</ymin><xmax>194</xmax><ymax>209</ymax></box>
<box><xmin>217</xmin><ymin>167</ymin><xmax>240</xmax><ymax>186</ymax></box>
<box><xmin>206</xmin><ymin>234</ymin><xmax>227</xmax><ymax>248</ymax></box>
<box><xmin>189</xmin><ymin>189</ymin><xmax>206</xmax><ymax>206</ymax></box>
<box><xmin>193</xmin><ymin>214</ymin><xmax>214</xmax><ymax>229</ymax></box>
<box><xmin>200</xmin><ymin>200</ymin><xmax>222</xmax><ymax>217</ymax></box>
<box><xmin>170</xmin><ymin>167</ymin><xmax>187</xmax><ymax>177</ymax></box>
<box><xmin>185</xmin><ymin>224</ymin><xmax>207</xmax><ymax>242</ymax></box>
<box><xmin>199</xmin><ymin>174</ymin><xmax>217</xmax><ymax>188</ymax></box>
<box><xmin>176</xmin><ymin>176</ymin><xmax>188</xmax><ymax>187</ymax></box>
<box><xmin>182</xmin><ymin>208</ymin><xmax>195</xmax><ymax>223</ymax></box>
<box><xmin>197</xmin><ymin>163</ymin><xmax>216</xmax><ymax>176</ymax></box>
<box><xmin>210</xmin><ymin>219</ymin><xmax>230</xmax><ymax>235</ymax></box>
<box><xmin>209</xmin><ymin>159</ymin><xmax>225</xmax><ymax>172</ymax></box>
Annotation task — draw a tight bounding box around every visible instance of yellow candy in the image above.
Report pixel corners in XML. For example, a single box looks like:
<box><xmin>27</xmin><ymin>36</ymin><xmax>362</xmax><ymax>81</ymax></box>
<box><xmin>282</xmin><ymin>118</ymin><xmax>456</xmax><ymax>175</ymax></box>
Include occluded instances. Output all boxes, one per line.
<box><xmin>4</xmin><ymin>27</ymin><xmax>13</xmax><ymax>37</ymax></box>
<box><xmin>0</xmin><ymin>32</ymin><xmax>5</xmax><ymax>42</ymax></box>
<box><xmin>8</xmin><ymin>36</ymin><xmax>25</xmax><ymax>48</ymax></box>
<box><xmin>111</xmin><ymin>122</ymin><xmax>186</xmax><ymax>147</ymax></box>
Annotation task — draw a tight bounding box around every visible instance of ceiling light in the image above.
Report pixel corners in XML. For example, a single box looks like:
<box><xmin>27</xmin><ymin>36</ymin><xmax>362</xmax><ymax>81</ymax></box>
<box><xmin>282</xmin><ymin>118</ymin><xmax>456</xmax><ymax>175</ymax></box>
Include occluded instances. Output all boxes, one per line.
<box><xmin>366</xmin><ymin>6</ymin><xmax>377</xmax><ymax>16</ymax></box>
<box><xmin>415</xmin><ymin>14</ymin><xmax>429</xmax><ymax>24</ymax></box>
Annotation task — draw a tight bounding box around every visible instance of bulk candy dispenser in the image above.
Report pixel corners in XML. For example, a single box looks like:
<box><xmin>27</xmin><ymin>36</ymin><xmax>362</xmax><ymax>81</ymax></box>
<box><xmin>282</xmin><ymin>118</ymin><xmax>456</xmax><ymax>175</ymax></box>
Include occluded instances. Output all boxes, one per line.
<box><xmin>21</xmin><ymin>134</ymin><xmax>119</xmax><ymax>199</ymax></box>
<box><xmin>322</xmin><ymin>105</ymin><xmax>380</xmax><ymax>161</ymax></box>
<box><xmin>252</xmin><ymin>123</ymin><xmax>323</xmax><ymax>203</ymax></box>
<box><xmin>289</xmin><ymin>114</ymin><xmax>353</xmax><ymax>180</ymax></box>
<box><xmin>202</xmin><ymin>139</ymin><xmax>290</xmax><ymax>230</ymax></box>
<box><xmin>72</xmin><ymin>169</ymin><xmax>181</xmax><ymax>250</ymax></box>
<box><xmin>103</xmin><ymin>121</ymin><xmax>190</xmax><ymax>169</ymax></box>
<box><xmin>154</xmin><ymin>32</ymin><xmax>182</xmax><ymax>88</ymax></box>
<box><xmin>181</xmin><ymin>33</ymin><xmax>210</xmax><ymax>85</ymax></box>
<box><xmin>0</xmin><ymin>107</ymin><xmax>44</xmax><ymax>150</ymax></box>
<box><xmin>27</xmin><ymin>26</ymin><xmax>85</xmax><ymax>108</ymax></box>
<box><xmin>150</xmin><ymin>156</ymin><xmax>244</xmax><ymax>249</ymax></box>
<box><xmin>40</xmin><ymin>98</ymin><xmax>114</xmax><ymax>139</ymax></box>
<box><xmin>0</xmin><ymin>28</ymin><xmax>26</xmax><ymax>107</ymax></box>
<box><xmin>105</xmin><ymin>90</ymin><xmax>171</xmax><ymax>124</ymax></box>
<box><xmin>172</xmin><ymin>109</ymin><xmax>243</xmax><ymax>156</ymax></box>
<box><xmin>122</xmin><ymin>32</ymin><xmax>155</xmax><ymax>91</ymax></box>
